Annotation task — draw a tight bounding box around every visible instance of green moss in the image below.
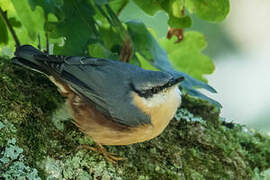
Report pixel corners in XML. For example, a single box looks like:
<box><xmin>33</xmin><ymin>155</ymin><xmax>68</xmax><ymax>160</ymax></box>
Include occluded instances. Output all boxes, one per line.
<box><xmin>0</xmin><ymin>58</ymin><xmax>270</xmax><ymax>179</ymax></box>
<box><xmin>0</xmin><ymin>119</ymin><xmax>16</xmax><ymax>147</ymax></box>
<box><xmin>41</xmin><ymin>152</ymin><xmax>121</xmax><ymax>179</ymax></box>
<box><xmin>0</xmin><ymin>59</ymin><xmax>65</xmax><ymax>178</ymax></box>
<box><xmin>181</xmin><ymin>94</ymin><xmax>221</xmax><ymax>125</ymax></box>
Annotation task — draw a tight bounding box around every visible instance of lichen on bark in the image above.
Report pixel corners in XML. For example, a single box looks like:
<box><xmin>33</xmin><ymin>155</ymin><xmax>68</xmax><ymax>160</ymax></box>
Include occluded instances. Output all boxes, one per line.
<box><xmin>0</xmin><ymin>59</ymin><xmax>269</xmax><ymax>179</ymax></box>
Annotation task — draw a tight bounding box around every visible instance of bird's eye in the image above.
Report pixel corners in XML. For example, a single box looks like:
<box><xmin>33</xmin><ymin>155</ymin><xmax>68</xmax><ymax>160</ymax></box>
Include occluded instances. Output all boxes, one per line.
<box><xmin>141</xmin><ymin>90</ymin><xmax>146</xmax><ymax>94</ymax></box>
<box><xmin>133</xmin><ymin>85</ymin><xmax>164</xmax><ymax>98</ymax></box>
<box><xmin>152</xmin><ymin>87</ymin><xmax>159</xmax><ymax>94</ymax></box>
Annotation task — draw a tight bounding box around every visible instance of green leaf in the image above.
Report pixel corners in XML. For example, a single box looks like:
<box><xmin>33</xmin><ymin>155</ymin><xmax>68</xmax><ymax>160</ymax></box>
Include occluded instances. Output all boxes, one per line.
<box><xmin>130</xmin><ymin>0</ymin><xmax>191</xmax><ymax>30</ymax></box>
<box><xmin>110</xmin><ymin>0</ymin><xmax>130</xmax><ymax>15</ymax></box>
<box><xmin>133</xmin><ymin>0</ymin><xmax>230</xmax><ymax>25</ymax></box>
<box><xmin>27</xmin><ymin>0</ymin><xmax>64</xmax><ymax>16</ymax></box>
<box><xmin>98</xmin><ymin>26</ymin><xmax>122</xmax><ymax>55</ymax></box>
<box><xmin>119</xmin><ymin>1</ymin><xmax>168</xmax><ymax>38</ymax></box>
<box><xmin>170</xmin><ymin>0</ymin><xmax>185</xmax><ymax>18</ymax></box>
<box><xmin>0</xmin><ymin>14</ymin><xmax>8</xmax><ymax>44</ymax></box>
<box><xmin>129</xmin><ymin>53</ymin><xmax>141</xmax><ymax>67</ymax></box>
<box><xmin>126</xmin><ymin>20</ymin><xmax>220</xmax><ymax>107</ymax></box>
<box><xmin>186</xmin><ymin>0</ymin><xmax>230</xmax><ymax>22</ymax></box>
<box><xmin>92</xmin><ymin>0</ymin><xmax>130</xmax><ymax>25</ymax></box>
<box><xmin>133</xmin><ymin>0</ymin><xmax>162</xmax><ymax>16</ymax></box>
<box><xmin>11</xmin><ymin>0</ymin><xmax>45</xmax><ymax>40</ymax></box>
<box><xmin>160</xmin><ymin>32</ymin><xmax>215</xmax><ymax>82</ymax></box>
<box><xmin>88</xmin><ymin>43</ymin><xmax>119</xmax><ymax>60</ymax></box>
<box><xmin>46</xmin><ymin>0</ymin><xmax>99</xmax><ymax>55</ymax></box>
<box><xmin>136</xmin><ymin>53</ymin><xmax>159</xmax><ymax>71</ymax></box>
<box><xmin>126</xmin><ymin>20</ymin><xmax>172</xmax><ymax>71</ymax></box>
<box><xmin>168</xmin><ymin>15</ymin><xmax>192</xmax><ymax>28</ymax></box>
<box><xmin>94</xmin><ymin>0</ymin><xmax>108</xmax><ymax>6</ymax></box>
<box><xmin>159</xmin><ymin>0</ymin><xmax>185</xmax><ymax>18</ymax></box>
<box><xmin>0</xmin><ymin>0</ymin><xmax>35</xmax><ymax>51</ymax></box>
<box><xmin>8</xmin><ymin>17</ymin><xmax>21</xmax><ymax>27</ymax></box>
<box><xmin>88</xmin><ymin>43</ymin><xmax>112</xmax><ymax>58</ymax></box>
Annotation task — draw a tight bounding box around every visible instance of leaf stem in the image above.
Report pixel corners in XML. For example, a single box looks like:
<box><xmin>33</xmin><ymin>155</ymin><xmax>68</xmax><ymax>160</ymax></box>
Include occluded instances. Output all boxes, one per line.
<box><xmin>115</xmin><ymin>1</ymin><xmax>129</xmax><ymax>16</ymax></box>
<box><xmin>104</xmin><ymin>5</ymin><xmax>126</xmax><ymax>36</ymax></box>
<box><xmin>0</xmin><ymin>7</ymin><xmax>20</xmax><ymax>47</ymax></box>
<box><xmin>45</xmin><ymin>16</ymin><xmax>49</xmax><ymax>53</ymax></box>
<box><xmin>167</xmin><ymin>8</ymin><xmax>185</xmax><ymax>43</ymax></box>
<box><xmin>96</xmin><ymin>4</ymin><xmax>133</xmax><ymax>62</ymax></box>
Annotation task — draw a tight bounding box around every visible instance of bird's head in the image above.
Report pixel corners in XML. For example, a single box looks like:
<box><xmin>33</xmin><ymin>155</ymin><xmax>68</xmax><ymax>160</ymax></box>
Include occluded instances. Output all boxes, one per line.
<box><xmin>130</xmin><ymin>71</ymin><xmax>184</xmax><ymax>127</ymax></box>
<box><xmin>130</xmin><ymin>69</ymin><xmax>184</xmax><ymax>99</ymax></box>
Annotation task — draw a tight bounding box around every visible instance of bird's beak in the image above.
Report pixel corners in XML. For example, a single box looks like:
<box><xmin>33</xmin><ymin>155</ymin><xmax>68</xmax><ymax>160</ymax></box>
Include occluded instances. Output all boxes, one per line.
<box><xmin>168</xmin><ymin>76</ymin><xmax>184</xmax><ymax>87</ymax></box>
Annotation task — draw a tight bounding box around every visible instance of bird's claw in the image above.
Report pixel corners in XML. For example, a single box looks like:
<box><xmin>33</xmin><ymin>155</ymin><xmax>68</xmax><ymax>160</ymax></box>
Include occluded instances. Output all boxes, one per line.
<box><xmin>77</xmin><ymin>144</ymin><xmax>126</xmax><ymax>163</ymax></box>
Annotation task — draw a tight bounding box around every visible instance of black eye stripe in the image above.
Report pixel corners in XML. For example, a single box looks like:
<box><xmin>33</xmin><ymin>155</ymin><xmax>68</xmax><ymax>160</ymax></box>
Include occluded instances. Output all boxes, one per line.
<box><xmin>141</xmin><ymin>85</ymin><xmax>165</xmax><ymax>97</ymax></box>
<box><xmin>131</xmin><ymin>82</ymin><xmax>171</xmax><ymax>98</ymax></box>
<box><xmin>130</xmin><ymin>77</ymin><xmax>183</xmax><ymax>98</ymax></box>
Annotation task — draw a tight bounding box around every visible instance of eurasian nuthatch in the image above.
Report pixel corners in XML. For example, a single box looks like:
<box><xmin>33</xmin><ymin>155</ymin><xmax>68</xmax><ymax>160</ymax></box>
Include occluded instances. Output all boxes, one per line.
<box><xmin>12</xmin><ymin>45</ymin><xmax>183</xmax><ymax>147</ymax></box>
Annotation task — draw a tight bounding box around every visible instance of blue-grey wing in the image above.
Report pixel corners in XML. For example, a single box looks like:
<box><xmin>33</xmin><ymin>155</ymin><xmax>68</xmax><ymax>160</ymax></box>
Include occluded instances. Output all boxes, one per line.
<box><xmin>59</xmin><ymin>57</ymin><xmax>153</xmax><ymax>126</ymax></box>
<box><xmin>37</xmin><ymin>55</ymin><xmax>174</xmax><ymax>127</ymax></box>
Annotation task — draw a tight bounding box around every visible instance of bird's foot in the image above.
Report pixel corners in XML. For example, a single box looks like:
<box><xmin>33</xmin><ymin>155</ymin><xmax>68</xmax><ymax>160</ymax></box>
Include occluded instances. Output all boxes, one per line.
<box><xmin>77</xmin><ymin>144</ymin><xmax>126</xmax><ymax>163</ymax></box>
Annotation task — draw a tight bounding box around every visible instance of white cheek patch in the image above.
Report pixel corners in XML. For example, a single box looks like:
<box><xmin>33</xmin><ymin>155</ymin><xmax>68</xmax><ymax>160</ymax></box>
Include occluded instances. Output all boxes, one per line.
<box><xmin>140</xmin><ymin>86</ymin><xmax>181</xmax><ymax>108</ymax></box>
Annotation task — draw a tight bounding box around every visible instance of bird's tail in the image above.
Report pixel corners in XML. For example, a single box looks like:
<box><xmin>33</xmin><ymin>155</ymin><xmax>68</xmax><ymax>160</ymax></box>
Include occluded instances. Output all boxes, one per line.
<box><xmin>11</xmin><ymin>45</ymin><xmax>48</xmax><ymax>74</ymax></box>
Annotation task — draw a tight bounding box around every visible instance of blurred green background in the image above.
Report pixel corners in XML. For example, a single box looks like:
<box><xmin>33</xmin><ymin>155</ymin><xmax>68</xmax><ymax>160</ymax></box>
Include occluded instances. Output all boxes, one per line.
<box><xmin>191</xmin><ymin>0</ymin><xmax>270</xmax><ymax>134</ymax></box>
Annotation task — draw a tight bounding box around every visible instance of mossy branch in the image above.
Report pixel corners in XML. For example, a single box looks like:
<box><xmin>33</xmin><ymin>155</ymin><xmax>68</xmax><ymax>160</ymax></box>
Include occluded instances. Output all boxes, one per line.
<box><xmin>0</xmin><ymin>59</ymin><xmax>269</xmax><ymax>179</ymax></box>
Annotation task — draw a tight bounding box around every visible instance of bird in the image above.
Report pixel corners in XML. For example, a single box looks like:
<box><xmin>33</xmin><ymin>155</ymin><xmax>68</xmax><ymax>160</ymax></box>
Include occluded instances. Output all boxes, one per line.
<box><xmin>12</xmin><ymin>45</ymin><xmax>184</xmax><ymax>162</ymax></box>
